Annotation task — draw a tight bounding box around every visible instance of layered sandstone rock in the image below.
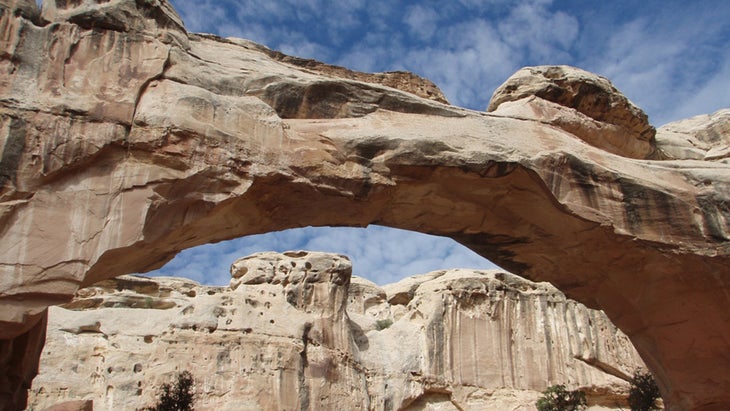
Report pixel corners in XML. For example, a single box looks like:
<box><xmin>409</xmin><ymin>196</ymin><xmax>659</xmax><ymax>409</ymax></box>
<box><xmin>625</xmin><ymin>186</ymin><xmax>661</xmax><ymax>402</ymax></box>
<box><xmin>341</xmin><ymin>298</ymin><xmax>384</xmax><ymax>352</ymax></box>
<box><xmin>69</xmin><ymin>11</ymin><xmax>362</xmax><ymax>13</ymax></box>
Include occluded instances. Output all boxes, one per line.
<box><xmin>487</xmin><ymin>65</ymin><xmax>657</xmax><ymax>159</ymax></box>
<box><xmin>1</xmin><ymin>0</ymin><xmax>729</xmax><ymax>409</ymax></box>
<box><xmin>27</xmin><ymin>252</ymin><xmax>644</xmax><ymax>411</ymax></box>
<box><xmin>654</xmin><ymin>109</ymin><xmax>730</xmax><ymax>161</ymax></box>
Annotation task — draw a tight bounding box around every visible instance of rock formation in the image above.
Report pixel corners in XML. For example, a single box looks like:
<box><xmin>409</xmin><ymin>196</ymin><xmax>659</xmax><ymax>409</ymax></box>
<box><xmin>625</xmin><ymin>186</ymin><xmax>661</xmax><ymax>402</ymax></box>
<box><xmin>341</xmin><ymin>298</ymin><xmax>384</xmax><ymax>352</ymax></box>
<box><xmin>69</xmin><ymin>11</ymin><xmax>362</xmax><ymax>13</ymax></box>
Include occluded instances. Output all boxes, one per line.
<box><xmin>0</xmin><ymin>0</ymin><xmax>728</xmax><ymax>409</ymax></box>
<box><xmin>487</xmin><ymin>65</ymin><xmax>658</xmax><ymax>159</ymax></box>
<box><xmin>27</xmin><ymin>251</ymin><xmax>645</xmax><ymax>411</ymax></box>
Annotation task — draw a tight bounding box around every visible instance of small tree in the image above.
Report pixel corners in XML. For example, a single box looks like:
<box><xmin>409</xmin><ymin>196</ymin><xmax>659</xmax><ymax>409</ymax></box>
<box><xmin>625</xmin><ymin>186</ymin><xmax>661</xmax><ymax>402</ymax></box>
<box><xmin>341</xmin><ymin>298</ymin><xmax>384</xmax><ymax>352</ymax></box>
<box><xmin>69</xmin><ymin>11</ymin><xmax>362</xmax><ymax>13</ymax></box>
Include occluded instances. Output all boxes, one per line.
<box><xmin>628</xmin><ymin>371</ymin><xmax>661</xmax><ymax>411</ymax></box>
<box><xmin>536</xmin><ymin>384</ymin><xmax>587</xmax><ymax>411</ymax></box>
<box><xmin>146</xmin><ymin>370</ymin><xmax>195</xmax><ymax>411</ymax></box>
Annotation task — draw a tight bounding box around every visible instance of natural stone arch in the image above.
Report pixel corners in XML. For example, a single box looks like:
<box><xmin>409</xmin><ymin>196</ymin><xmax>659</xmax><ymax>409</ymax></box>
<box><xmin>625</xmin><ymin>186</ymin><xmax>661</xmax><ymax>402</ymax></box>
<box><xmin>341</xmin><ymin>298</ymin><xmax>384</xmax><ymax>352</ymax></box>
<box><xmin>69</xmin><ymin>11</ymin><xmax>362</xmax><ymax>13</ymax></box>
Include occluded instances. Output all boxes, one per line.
<box><xmin>0</xmin><ymin>1</ymin><xmax>728</xmax><ymax>410</ymax></box>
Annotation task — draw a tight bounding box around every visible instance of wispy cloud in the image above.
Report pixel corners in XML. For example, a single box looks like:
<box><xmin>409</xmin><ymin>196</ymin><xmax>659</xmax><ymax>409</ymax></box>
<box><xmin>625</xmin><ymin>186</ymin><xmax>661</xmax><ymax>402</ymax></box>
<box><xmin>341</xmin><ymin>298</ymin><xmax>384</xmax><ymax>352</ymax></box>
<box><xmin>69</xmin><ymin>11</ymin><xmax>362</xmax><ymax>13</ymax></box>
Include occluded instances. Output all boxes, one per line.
<box><xmin>574</xmin><ymin>2</ymin><xmax>730</xmax><ymax>125</ymax></box>
<box><xmin>401</xmin><ymin>18</ymin><xmax>517</xmax><ymax>109</ymax></box>
<box><xmin>336</xmin><ymin>0</ymin><xmax>580</xmax><ymax>110</ymax></box>
<box><xmin>496</xmin><ymin>2</ymin><xmax>579</xmax><ymax>61</ymax></box>
<box><xmin>403</xmin><ymin>5</ymin><xmax>440</xmax><ymax>41</ymax></box>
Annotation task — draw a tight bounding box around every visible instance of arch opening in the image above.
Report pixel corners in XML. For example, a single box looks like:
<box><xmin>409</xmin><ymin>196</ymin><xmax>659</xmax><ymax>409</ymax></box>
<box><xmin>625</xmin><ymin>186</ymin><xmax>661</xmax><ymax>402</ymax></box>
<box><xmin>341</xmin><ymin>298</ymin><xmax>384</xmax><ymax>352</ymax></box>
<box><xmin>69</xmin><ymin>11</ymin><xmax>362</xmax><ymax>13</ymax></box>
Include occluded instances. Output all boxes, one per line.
<box><xmin>146</xmin><ymin>225</ymin><xmax>499</xmax><ymax>286</ymax></box>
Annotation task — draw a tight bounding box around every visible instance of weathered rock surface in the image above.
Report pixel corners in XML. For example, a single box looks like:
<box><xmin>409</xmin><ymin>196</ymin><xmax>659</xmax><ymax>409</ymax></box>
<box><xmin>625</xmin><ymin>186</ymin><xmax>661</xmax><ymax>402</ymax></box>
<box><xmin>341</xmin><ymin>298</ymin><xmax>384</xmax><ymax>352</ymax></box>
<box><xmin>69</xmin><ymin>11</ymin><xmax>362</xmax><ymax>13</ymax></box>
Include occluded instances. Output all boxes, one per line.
<box><xmin>0</xmin><ymin>0</ymin><xmax>728</xmax><ymax>409</ymax></box>
<box><xmin>253</xmin><ymin>39</ymin><xmax>449</xmax><ymax>105</ymax></box>
<box><xmin>27</xmin><ymin>252</ymin><xmax>644</xmax><ymax>411</ymax></box>
<box><xmin>487</xmin><ymin>65</ymin><xmax>657</xmax><ymax>159</ymax></box>
<box><xmin>37</xmin><ymin>400</ymin><xmax>93</xmax><ymax>411</ymax></box>
<box><xmin>655</xmin><ymin>109</ymin><xmax>730</xmax><ymax>161</ymax></box>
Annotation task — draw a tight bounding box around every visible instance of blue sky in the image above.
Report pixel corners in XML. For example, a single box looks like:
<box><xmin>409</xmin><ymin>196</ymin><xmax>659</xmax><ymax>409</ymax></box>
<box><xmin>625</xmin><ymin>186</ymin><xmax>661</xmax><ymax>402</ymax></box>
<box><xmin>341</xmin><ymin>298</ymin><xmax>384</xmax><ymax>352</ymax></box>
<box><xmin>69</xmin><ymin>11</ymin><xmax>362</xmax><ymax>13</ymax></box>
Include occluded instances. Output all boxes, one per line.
<box><xmin>145</xmin><ymin>0</ymin><xmax>730</xmax><ymax>286</ymax></box>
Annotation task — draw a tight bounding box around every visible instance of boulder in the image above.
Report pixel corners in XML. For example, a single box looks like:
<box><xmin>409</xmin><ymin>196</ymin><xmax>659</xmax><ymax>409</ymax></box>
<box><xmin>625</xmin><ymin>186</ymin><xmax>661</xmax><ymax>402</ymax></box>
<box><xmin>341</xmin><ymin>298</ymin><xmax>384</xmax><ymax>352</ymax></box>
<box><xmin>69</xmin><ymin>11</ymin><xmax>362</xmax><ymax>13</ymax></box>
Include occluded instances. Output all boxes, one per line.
<box><xmin>655</xmin><ymin>109</ymin><xmax>730</xmax><ymax>161</ymax></box>
<box><xmin>487</xmin><ymin>65</ymin><xmax>657</xmax><ymax>159</ymax></box>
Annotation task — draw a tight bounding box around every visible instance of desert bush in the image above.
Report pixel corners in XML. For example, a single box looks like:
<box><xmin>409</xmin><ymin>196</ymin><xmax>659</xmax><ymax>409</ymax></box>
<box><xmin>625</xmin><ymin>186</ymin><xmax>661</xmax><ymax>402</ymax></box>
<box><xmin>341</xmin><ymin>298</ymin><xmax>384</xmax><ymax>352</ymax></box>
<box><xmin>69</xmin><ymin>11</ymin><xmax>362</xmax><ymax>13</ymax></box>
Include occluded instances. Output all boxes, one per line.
<box><xmin>375</xmin><ymin>318</ymin><xmax>393</xmax><ymax>330</ymax></box>
<box><xmin>628</xmin><ymin>371</ymin><xmax>661</xmax><ymax>411</ymax></box>
<box><xmin>536</xmin><ymin>384</ymin><xmax>587</xmax><ymax>411</ymax></box>
<box><xmin>145</xmin><ymin>370</ymin><xmax>195</xmax><ymax>411</ymax></box>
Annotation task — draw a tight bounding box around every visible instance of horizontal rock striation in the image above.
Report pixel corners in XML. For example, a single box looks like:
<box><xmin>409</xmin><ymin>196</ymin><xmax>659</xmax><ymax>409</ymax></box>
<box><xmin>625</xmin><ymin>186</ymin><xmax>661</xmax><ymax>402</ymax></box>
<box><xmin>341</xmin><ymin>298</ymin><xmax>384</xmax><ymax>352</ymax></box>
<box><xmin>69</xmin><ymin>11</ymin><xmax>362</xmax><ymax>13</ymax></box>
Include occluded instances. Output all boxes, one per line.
<box><xmin>0</xmin><ymin>0</ymin><xmax>728</xmax><ymax>409</ymax></box>
<box><xmin>28</xmin><ymin>252</ymin><xmax>644</xmax><ymax>411</ymax></box>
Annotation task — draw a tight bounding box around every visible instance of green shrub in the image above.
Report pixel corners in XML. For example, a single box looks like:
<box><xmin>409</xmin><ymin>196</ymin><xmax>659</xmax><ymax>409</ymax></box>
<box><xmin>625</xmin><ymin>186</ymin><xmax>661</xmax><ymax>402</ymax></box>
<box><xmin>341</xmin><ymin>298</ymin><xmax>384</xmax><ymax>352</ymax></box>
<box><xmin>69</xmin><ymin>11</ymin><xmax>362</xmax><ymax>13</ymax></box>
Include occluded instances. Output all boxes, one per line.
<box><xmin>628</xmin><ymin>371</ymin><xmax>661</xmax><ymax>411</ymax></box>
<box><xmin>536</xmin><ymin>384</ymin><xmax>587</xmax><ymax>411</ymax></box>
<box><xmin>146</xmin><ymin>370</ymin><xmax>195</xmax><ymax>411</ymax></box>
<box><xmin>375</xmin><ymin>318</ymin><xmax>393</xmax><ymax>330</ymax></box>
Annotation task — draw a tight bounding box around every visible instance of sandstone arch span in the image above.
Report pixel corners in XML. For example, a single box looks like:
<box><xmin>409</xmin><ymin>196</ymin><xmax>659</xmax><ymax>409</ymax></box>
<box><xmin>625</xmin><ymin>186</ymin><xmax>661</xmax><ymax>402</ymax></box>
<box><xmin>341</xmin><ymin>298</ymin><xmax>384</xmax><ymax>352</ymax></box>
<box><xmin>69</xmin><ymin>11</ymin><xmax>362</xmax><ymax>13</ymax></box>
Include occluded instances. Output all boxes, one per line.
<box><xmin>1</xmin><ymin>1</ymin><xmax>729</xmax><ymax>410</ymax></box>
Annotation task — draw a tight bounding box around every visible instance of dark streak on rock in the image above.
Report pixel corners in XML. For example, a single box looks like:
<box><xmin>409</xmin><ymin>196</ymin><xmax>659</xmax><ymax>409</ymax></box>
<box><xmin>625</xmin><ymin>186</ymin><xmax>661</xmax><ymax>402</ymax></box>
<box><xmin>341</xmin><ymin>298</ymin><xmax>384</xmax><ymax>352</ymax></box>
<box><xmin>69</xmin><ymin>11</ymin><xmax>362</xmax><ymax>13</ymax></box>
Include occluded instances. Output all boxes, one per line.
<box><xmin>696</xmin><ymin>196</ymin><xmax>730</xmax><ymax>242</ymax></box>
<box><xmin>298</xmin><ymin>322</ymin><xmax>312</xmax><ymax>411</ymax></box>
<box><xmin>618</xmin><ymin>178</ymin><xmax>676</xmax><ymax>234</ymax></box>
<box><xmin>0</xmin><ymin>117</ymin><xmax>27</xmax><ymax>191</ymax></box>
<box><xmin>460</xmin><ymin>160</ymin><xmax>518</xmax><ymax>178</ymax></box>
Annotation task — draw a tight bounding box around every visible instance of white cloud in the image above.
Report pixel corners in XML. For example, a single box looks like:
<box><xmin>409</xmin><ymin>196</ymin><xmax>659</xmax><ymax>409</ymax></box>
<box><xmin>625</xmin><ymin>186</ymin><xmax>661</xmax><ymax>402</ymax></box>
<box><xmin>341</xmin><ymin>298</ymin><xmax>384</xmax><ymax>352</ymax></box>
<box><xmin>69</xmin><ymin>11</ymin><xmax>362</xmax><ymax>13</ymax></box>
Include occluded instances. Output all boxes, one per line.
<box><xmin>337</xmin><ymin>41</ymin><xmax>407</xmax><ymax>74</ymax></box>
<box><xmin>497</xmin><ymin>2</ymin><xmax>579</xmax><ymax>60</ymax></box>
<box><xmin>404</xmin><ymin>5</ymin><xmax>440</xmax><ymax>41</ymax></box>
<box><xmin>169</xmin><ymin>0</ymin><xmax>729</xmax><ymax>122</ymax></box>
<box><xmin>579</xmin><ymin>5</ymin><xmax>730</xmax><ymax>126</ymax></box>
<box><xmin>170</xmin><ymin>0</ymin><xmax>225</xmax><ymax>33</ymax></box>
<box><xmin>336</xmin><ymin>1</ymin><xmax>583</xmax><ymax>110</ymax></box>
<box><xmin>402</xmin><ymin>18</ymin><xmax>517</xmax><ymax>109</ymax></box>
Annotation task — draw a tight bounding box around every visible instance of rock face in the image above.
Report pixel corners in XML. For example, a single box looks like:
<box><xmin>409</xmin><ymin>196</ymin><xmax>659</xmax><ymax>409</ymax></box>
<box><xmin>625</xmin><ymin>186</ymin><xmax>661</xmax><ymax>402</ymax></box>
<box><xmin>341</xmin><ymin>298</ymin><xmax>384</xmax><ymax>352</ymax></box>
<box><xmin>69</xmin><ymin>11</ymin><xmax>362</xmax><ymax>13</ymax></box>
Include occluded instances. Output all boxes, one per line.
<box><xmin>655</xmin><ymin>109</ymin><xmax>730</xmax><ymax>161</ymax></box>
<box><xmin>487</xmin><ymin>65</ymin><xmax>657</xmax><ymax>159</ymax></box>
<box><xmin>0</xmin><ymin>0</ymin><xmax>728</xmax><ymax>410</ymax></box>
<box><xmin>27</xmin><ymin>252</ymin><xmax>644</xmax><ymax>411</ymax></box>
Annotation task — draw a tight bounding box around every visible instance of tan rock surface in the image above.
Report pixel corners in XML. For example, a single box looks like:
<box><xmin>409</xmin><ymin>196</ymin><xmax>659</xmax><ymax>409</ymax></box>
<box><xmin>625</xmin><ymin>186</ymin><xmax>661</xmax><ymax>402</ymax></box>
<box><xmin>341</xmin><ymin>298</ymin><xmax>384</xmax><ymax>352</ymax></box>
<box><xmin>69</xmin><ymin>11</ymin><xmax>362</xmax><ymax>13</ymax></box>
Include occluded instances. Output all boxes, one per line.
<box><xmin>655</xmin><ymin>109</ymin><xmax>730</xmax><ymax>161</ymax></box>
<box><xmin>487</xmin><ymin>65</ymin><xmax>657</xmax><ymax>159</ymax></box>
<box><xmin>27</xmin><ymin>252</ymin><xmax>643</xmax><ymax>411</ymax></box>
<box><xmin>248</xmin><ymin>38</ymin><xmax>449</xmax><ymax>104</ymax></box>
<box><xmin>39</xmin><ymin>400</ymin><xmax>92</xmax><ymax>411</ymax></box>
<box><xmin>0</xmin><ymin>0</ymin><xmax>728</xmax><ymax>409</ymax></box>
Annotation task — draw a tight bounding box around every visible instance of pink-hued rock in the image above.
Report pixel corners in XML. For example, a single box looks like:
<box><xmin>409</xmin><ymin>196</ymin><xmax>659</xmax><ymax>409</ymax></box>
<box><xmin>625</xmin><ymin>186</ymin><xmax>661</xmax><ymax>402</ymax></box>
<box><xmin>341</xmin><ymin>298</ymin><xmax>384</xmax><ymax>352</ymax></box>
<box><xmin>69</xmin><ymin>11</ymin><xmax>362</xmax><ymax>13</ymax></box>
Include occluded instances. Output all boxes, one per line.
<box><xmin>0</xmin><ymin>0</ymin><xmax>728</xmax><ymax>409</ymax></box>
<box><xmin>41</xmin><ymin>399</ymin><xmax>93</xmax><ymax>411</ymax></box>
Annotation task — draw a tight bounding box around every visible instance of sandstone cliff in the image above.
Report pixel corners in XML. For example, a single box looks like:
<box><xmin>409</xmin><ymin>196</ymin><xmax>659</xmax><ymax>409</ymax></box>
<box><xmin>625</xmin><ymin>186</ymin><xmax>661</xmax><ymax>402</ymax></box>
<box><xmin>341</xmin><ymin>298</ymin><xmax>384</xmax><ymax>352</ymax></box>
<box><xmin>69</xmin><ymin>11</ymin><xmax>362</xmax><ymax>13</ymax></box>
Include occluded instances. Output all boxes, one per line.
<box><xmin>1</xmin><ymin>0</ymin><xmax>729</xmax><ymax>409</ymax></box>
<box><xmin>27</xmin><ymin>252</ymin><xmax>644</xmax><ymax>411</ymax></box>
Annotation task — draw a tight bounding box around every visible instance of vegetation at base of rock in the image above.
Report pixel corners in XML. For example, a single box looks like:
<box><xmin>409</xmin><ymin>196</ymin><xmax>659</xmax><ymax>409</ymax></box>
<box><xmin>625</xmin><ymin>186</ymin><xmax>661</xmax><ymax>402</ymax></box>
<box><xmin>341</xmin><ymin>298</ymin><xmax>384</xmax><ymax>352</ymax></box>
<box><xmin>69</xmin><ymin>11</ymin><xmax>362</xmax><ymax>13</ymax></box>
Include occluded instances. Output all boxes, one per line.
<box><xmin>375</xmin><ymin>318</ymin><xmax>393</xmax><ymax>330</ymax></box>
<box><xmin>536</xmin><ymin>384</ymin><xmax>587</xmax><ymax>411</ymax></box>
<box><xmin>145</xmin><ymin>371</ymin><xmax>195</xmax><ymax>411</ymax></box>
<box><xmin>628</xmin><ymin>371</ymin><xmax>661</xmax><ymax>411</ymax></box>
